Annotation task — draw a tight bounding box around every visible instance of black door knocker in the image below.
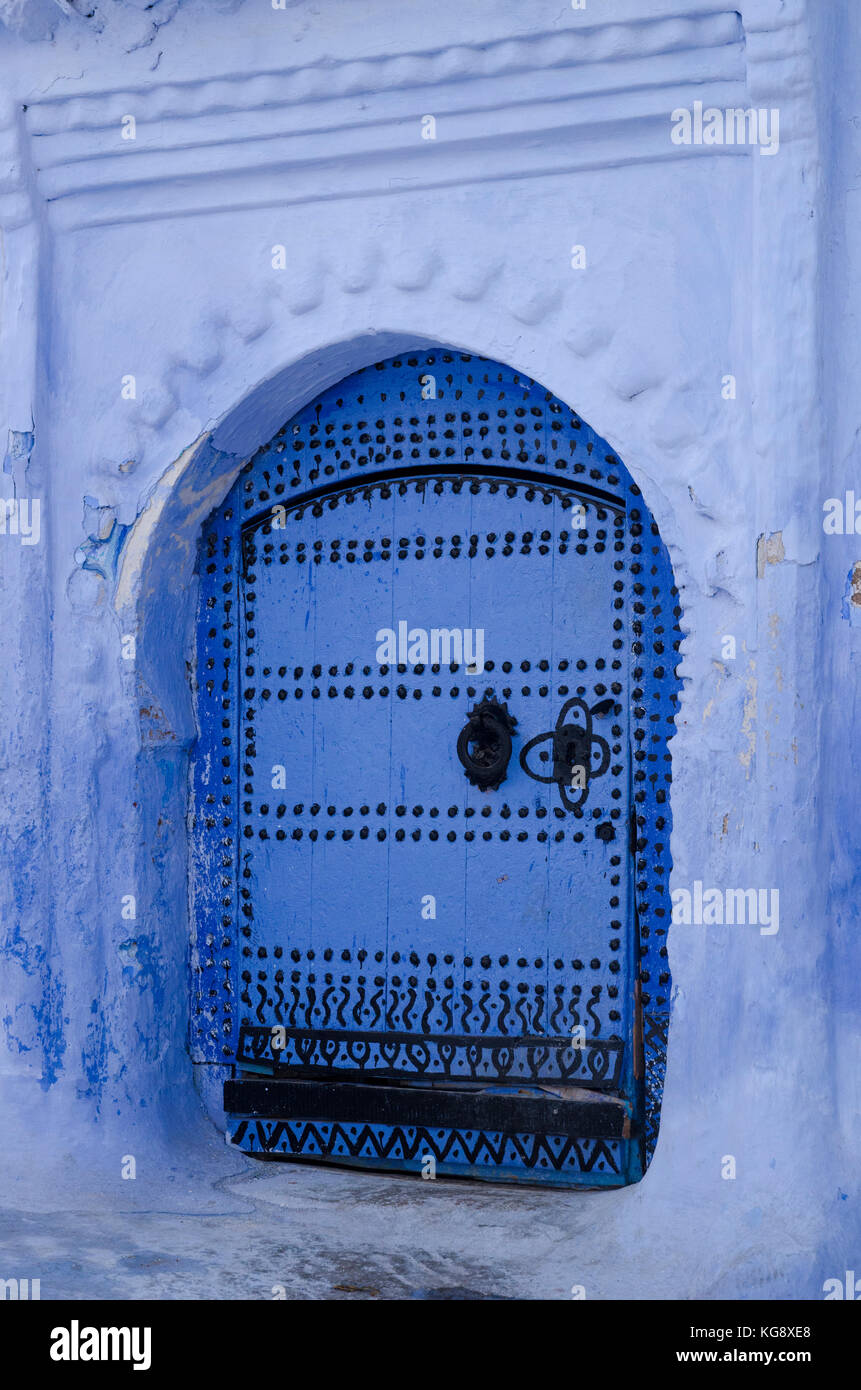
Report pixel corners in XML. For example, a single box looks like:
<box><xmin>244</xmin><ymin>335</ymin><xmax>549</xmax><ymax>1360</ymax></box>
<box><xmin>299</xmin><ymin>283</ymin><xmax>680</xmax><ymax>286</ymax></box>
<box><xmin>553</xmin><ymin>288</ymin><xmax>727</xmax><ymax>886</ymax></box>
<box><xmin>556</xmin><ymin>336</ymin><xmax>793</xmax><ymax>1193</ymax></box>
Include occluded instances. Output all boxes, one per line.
<box><xmin>519</xmin><ymin>695</ymin><xmax>613</xmax><ymax>811</ymax></box>
<box><xmin>456</xmin><ymin>698</ymin><xmax>517</xmax><ymax>791</ymax></box>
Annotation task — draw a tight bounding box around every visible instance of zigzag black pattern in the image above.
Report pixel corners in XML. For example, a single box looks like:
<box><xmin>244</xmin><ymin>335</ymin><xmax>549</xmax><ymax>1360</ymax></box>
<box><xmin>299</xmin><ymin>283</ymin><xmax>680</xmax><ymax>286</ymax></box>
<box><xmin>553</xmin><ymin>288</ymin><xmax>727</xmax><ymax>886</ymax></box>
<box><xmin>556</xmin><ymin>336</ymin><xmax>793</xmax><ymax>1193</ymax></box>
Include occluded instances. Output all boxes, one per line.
<box><xmin>231</xmin><ymin>1117</ymin><xmax>621</xmax><ymax>1174</ymax></box>
<box><xmin>643</xmin><ymin>1011</ymin><xmax>670</xmax><ymax>1160</ymax></box>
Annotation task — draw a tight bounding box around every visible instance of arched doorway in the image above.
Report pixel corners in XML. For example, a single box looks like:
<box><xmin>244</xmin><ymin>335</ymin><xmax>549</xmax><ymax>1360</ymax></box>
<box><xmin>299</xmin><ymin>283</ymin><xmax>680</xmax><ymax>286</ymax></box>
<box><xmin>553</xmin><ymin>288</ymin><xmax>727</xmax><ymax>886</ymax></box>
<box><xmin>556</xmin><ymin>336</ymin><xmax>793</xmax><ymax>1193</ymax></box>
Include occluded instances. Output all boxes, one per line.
<box><xmin>190</xmin><ymin>348</ymin><xmax>680</xmax><ymax>1187</ymax></box>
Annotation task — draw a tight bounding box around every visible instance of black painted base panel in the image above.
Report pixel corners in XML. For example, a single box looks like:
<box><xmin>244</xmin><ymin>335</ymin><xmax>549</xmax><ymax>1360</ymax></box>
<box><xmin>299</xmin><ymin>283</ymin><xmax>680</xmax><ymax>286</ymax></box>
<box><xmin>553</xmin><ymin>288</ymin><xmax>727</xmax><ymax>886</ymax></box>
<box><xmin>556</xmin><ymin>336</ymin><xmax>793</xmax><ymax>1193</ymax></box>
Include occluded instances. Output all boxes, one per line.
<box><xmin>224</xmin><ymin>1076</ymin><xmax>630</xmax><ymax>1139</ymax></box>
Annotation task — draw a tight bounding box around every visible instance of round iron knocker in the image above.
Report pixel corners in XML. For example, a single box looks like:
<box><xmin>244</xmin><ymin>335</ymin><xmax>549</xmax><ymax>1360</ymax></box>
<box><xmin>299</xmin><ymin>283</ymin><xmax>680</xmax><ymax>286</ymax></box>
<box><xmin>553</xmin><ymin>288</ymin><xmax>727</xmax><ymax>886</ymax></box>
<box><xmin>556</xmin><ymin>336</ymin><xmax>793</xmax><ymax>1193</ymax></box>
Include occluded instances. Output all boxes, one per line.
<box><xmin>456</xmin><ymin>698</ymin><xmax>517</xmax><ymax>791</ymax></box>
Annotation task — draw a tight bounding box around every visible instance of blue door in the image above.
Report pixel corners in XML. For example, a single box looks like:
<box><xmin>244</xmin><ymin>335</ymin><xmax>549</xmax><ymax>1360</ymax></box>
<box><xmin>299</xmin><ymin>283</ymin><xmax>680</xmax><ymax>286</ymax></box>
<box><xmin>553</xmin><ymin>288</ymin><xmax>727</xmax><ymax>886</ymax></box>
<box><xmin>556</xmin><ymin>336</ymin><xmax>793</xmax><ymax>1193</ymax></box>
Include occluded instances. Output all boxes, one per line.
<box><xmin>192</xmin><ymin>351</ymin><xmax>678</xmax><ymax>1187</ymax></box>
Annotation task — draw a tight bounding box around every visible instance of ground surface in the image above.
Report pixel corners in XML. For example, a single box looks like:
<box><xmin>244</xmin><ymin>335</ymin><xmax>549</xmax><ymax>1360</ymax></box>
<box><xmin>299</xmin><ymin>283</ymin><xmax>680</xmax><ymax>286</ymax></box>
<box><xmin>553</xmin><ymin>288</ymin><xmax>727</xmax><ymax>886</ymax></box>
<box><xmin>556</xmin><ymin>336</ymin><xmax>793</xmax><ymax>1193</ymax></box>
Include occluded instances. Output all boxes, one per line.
<box><xmin>2</xmin><ymin>1156</ymin><xmax>624</xmax><ymax>1300</ymax></box>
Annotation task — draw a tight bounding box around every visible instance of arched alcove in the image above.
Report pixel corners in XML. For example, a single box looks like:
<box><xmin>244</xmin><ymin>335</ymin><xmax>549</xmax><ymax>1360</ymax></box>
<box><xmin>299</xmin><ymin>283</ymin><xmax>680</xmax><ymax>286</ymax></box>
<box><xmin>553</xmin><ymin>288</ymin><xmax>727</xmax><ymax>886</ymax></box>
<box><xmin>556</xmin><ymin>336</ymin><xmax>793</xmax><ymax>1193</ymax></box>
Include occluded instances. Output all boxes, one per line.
<box><xmin>187</xmin><ymin>345</ymin><xmax>681</xmax><ymax>1187</ymax></box>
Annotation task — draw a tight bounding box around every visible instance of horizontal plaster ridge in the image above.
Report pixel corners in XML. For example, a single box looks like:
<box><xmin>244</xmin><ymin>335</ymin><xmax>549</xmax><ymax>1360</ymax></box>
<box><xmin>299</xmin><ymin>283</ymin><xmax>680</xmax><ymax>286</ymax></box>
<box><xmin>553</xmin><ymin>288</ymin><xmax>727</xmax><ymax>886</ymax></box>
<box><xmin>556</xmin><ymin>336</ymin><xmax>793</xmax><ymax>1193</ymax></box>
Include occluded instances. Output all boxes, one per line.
<box><xmin>23</xmin><ymin>9</ymin><xmax>744</xmax><ymax>130</ymax></box>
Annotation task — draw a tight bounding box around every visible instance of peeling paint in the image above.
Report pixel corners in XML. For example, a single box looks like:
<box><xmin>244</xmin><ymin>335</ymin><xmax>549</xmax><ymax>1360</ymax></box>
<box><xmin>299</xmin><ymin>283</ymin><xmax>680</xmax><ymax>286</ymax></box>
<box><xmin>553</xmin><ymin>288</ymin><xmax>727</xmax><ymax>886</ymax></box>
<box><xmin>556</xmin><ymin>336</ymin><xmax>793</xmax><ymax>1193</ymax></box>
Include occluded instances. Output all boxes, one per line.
<box><xmin>75</xmin><ymin>514</ymin><xmax>129</xmax><ymax>583</ymax></box>
<box><xmin>739</xmin><ymin>660</ymin><xmax>757</xmax><ymax>776</ymax></box>
<box><xmin>703</xmin><ymin>659</ymin><xmax>729</xmax><ymax>722</ymax></box>
<box><xmin>114</xmin><ymin>430</ymin><xmax>210</xmax><ymax>614</ymax></box>
<box><xmin>136</xmin><ymin>672</ymin><xmax>178</xmax><ymax>747</ymax></box>
<box><xmin>841</xmin><ymin>562</ymin><xmax>861</xmax><ymax>625</ymax></box>
<box><xmin>756</xmin><ymin>531</ymin><xmax>785</xmax><ymax>578</ymax></box>
<box><xmin>4</xmin><ymin>427</ymin><xmax>34</xmax><ymax>476</ymax></box>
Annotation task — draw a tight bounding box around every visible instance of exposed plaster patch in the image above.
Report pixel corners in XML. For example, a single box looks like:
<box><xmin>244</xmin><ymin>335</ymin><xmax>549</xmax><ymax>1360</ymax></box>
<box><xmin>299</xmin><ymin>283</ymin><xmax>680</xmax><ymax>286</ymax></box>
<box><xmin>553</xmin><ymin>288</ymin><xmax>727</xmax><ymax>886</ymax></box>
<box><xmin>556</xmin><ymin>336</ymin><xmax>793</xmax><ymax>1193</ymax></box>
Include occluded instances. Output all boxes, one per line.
<box><xmin>842</xmin><ymin>561</ymin><xmax>861</xmax><ymax>626</ymax></box>
<box><xmin>756</xmin><ymin>530</ymin><xmax>785</xmax><ymax>577</ymax></box>
<box><xmin>739</xmin><ymin>659</ymin><xmax>757</xmax><ymax>776</ymax></box>
<box><xmin>83</xmin><ymin>496</ymin><xmax>115</xmax><ymax>541</ymax></box>
<box><xmin>136</xmin><ymin>672</ymin><xmax>178</xmax><ymax>747</ymax></box>
<box><xmin>4</xmin><ymin>427</ymin><xmax>34</xmax><ymax>478</ymax></box>
<box><xmin>114</xmin><ymin>430</ymin><xmax>209</xmax><ymax>614</ymax></box>
<box><xmin>703</xmin><ymin>659</ymin><xmax>730</xmax><ymax>721</ymax></box>
<box><xmin>75</xmin><ymin>512</ymin><xmax>129</xmax><ymax>584</ymax></box>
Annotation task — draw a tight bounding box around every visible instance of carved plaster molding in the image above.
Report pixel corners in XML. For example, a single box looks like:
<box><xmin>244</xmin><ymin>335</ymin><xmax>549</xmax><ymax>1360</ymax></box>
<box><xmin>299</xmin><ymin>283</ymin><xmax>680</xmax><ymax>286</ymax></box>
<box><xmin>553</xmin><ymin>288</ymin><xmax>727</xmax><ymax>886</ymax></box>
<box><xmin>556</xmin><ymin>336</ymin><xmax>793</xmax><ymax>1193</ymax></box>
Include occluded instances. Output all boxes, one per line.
<box><xmin>23</xmin><ymin>10</ymin><xmax>753</xmax><ymax>230</ymax></box>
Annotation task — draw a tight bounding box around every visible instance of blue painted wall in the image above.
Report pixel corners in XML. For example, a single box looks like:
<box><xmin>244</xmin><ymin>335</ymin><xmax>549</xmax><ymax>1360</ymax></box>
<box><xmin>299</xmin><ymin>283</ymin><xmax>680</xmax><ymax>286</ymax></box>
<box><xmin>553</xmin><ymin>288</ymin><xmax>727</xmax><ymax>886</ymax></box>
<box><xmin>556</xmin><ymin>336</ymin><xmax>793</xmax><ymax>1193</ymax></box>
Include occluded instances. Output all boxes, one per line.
<box><xmin>0</xmin><ymin>0</ymin><xmax>857</xmax><ymax>1297</ymax></box>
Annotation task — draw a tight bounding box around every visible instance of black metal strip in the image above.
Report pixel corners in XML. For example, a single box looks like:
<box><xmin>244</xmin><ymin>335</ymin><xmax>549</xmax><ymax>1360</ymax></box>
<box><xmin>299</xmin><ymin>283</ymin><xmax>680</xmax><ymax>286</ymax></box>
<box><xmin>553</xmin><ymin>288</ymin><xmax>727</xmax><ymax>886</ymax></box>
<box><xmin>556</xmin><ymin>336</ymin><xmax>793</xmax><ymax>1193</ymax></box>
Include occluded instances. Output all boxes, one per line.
<box><xmin>240</xmin><ymin>463</ymin><xmax>626</xmax><ymax>537</ymax></box>
<box><xmin>224</xmin><ymin>1078</ymin><xmax>630</xmax><ymax>1139</ymax></box>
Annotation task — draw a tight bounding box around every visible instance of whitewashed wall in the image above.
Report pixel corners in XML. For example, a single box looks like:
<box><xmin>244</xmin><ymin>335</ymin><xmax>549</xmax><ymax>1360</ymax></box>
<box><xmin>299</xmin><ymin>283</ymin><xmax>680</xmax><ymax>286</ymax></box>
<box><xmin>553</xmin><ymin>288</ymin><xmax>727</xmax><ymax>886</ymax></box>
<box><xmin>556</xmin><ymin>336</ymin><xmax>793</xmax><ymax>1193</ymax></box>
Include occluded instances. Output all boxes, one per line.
<box><xmin>0</xmin><ymin>0</ymin><xmax>854</xmax><ymax>1299</ymax></box>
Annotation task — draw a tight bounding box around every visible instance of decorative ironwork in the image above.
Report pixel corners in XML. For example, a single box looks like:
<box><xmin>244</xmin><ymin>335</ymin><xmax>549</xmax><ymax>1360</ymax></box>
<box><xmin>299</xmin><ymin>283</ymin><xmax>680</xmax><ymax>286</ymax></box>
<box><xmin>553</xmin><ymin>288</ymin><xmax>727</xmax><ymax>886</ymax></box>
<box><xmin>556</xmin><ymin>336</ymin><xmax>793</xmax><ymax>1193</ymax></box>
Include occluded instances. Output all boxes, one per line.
<box><xmin>456</xmin><ymin>698</ymin><xmax>517</xmax><ymax>790</ymax></box>
<box><xmin>519</xmin><ymin>695</ymin><xmax>612</xmax><ymax>812</ymax></box>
